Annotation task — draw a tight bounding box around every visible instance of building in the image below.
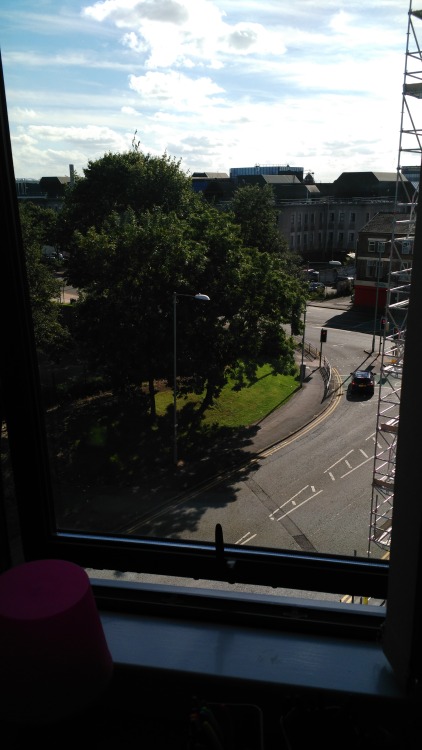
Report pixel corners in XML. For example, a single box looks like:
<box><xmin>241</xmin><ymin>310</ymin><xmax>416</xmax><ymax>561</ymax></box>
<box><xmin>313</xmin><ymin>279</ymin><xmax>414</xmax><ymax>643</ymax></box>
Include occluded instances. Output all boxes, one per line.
<box><xmin>229</xmin><ymin>164</ymin><xmax>304</xmax><ymax>182</ymax></box>
<box><xmin>193</xmin><ymin>168</ymin><xmax>415</xmax><ymax>263</ymax></box>
<box><xmin>15</xmin><ymin>168</ymin><xmax>74</xmax><ymax>210</ymax></box>
<box><xmin>276</xmin><ymin>172</ymin><xmax>414</xmax><ymax>262</ymax></box>
<box><xmin>354</xmin><ymin>212</ymin><xmax>412</xmax><ymax>311</ymax></box>
<box><xmin>191</xmin><ymin>171</ymin><xmax>234</xmax><ymax>202</ymax></box>
<box><xmin>18</xmin><ymin>164</ymin><xmax>415</xmax><ymax>266</ymax></box>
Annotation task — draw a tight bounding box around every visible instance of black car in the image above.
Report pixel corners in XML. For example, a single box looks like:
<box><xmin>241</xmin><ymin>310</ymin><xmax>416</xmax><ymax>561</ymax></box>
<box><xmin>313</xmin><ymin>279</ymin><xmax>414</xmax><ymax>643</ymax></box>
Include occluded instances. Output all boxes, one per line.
<box><xmin>348</xmin><ymin>370</ymin><xmax>375</xmax><ymax>396</ymax></box>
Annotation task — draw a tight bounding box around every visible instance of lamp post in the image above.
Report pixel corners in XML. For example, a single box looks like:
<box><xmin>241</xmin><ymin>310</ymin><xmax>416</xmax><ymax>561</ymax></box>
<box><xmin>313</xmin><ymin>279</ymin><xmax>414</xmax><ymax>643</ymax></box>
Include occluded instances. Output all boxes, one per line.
<box><xmin>300</xmin><ymin>303</ymin><xmax>307</xmax><ymax>387</ymax></box>
<box><xmin>173</xmin><ymin>291</ymin><xmax>210</xmax><ymax>466</ymax></box>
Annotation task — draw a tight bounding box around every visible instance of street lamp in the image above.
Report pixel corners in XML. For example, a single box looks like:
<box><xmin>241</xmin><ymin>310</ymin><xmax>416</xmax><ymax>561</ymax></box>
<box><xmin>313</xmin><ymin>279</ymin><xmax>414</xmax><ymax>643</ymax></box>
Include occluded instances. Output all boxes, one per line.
<box><xmin>299</xmin><ymin>303</ymin><xmax>307</xmax><ymax>387</ymax></box>
<box><xmin>173</xmin><ymin>291</ymin><xmax>210</xmax><ymax>466</ymax></box>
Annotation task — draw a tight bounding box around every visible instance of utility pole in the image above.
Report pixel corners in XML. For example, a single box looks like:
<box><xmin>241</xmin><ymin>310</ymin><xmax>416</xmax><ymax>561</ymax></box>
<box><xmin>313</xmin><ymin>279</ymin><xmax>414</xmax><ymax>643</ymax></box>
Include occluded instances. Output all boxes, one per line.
<box><xmin>300</xmin><ymin>304</ymin><xmax>307</xmax><ymax>386</ymax></box>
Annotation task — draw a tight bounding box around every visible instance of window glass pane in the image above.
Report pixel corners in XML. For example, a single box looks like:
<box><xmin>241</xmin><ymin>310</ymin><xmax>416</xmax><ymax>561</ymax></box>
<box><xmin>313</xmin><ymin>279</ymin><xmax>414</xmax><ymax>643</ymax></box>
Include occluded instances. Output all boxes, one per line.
<box><xmin>2</xmin><ymin>1</ymin><xmax>406</xmax><ymax>604</ymax></box>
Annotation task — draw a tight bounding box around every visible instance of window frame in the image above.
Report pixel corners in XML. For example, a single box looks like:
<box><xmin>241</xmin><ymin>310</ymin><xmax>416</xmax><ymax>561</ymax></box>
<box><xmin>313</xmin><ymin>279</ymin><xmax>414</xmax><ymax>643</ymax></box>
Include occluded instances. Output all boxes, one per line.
<box><xmin>368</xmin><ymin>239</ymin><xmax>387</xmax><ymax>254</ymax></box>
<box><xmin>1</xmin><ymin>53</ymin><xmax>420</xmax><ymax>692</ymax></box>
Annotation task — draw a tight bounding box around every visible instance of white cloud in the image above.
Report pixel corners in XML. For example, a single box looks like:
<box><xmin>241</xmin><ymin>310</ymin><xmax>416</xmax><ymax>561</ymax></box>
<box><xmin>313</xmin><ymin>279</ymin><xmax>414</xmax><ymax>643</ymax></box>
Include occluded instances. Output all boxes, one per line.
<box><xmin>25</xmin><ymin>124</ymin><xmax>124</xmax><ymax>146</ymax></box>
<box><xmin>128</xmin><ymin>70</ymin><xmax>225</xmax><ymax>107</ymax></box>
<box><xmin>1</xmin><ymin>0</ymin><xmax>413</xmax><ymax>180</ymax></box>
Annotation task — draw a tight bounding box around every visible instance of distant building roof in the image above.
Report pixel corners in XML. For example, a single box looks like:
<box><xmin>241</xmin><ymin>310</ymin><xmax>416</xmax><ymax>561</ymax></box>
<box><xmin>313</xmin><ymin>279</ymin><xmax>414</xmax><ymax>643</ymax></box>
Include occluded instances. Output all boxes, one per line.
<box><xmin>38</xmin><ymin>175</ymin><xmax>70</xmax><ymax>199</ymax></box>
<box><xmin>191</xmin><ymin>172</ymin><xmax>229</xmax><ymax>179</ymax></box>
<box><xmin>191</xmin><ymin>172</ymin><xmax>234</xmax><ymax>201</ymax></box>
<box><xmin>331</xmin><ymin>171</ymin><xmax>413</xmax><ymax>201</ymax></box>
<box><xmin>234</xmin><ymin>173</ymin><xmax>321</xmax><ymax>200</ymax></box>
<box><xmin>358</xmin><ymin>211</ymin><xmax>405</xmax><ymax>235</ymax></box>
<box><xmin>39</xmin><ymin>176</ymin><xmax>70</xmax><ymax>184</ymax></box>
<box><xmin>259</xmin><ymin>175</ymin><xmax>301</xmax><ymax>184</ymax></box>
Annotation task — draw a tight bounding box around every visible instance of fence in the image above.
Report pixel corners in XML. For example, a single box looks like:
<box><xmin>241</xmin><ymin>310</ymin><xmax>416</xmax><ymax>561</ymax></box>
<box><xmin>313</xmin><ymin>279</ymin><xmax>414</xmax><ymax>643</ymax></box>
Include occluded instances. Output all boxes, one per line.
<box><xmin>300</xmin><ymin>341</ymin><xmax>332</xmax><ymax>397</ymax></box>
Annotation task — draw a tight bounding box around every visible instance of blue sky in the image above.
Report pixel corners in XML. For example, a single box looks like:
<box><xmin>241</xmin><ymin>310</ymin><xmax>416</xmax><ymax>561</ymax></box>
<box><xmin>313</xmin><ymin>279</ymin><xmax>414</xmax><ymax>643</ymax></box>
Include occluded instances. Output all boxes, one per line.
<box><xmin>0</xmin><ymin>0</ymin><xmax>417</xmax><ymax>182</ymax></box>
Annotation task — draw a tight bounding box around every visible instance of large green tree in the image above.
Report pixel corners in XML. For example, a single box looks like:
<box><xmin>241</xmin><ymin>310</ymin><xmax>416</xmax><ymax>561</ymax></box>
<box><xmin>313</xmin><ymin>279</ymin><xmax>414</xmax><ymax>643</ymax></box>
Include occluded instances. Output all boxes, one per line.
<box><xmin>60</xmin><ymin>151</ymin><xmax>305</xmax><ymax>416</ymax></box>
<box><xmin>58</xmin><ymin>150</ymin><xmax>192</xmax><ymax>248</ymax></box>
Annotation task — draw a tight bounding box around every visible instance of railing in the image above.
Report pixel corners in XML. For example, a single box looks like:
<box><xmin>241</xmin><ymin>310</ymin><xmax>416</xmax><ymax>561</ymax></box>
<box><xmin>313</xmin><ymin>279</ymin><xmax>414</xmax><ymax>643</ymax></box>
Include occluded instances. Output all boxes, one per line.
<box><xmin>299</xmin><ymin>341</ymin><xmax>332</xmax><ymax>396</ymax></box>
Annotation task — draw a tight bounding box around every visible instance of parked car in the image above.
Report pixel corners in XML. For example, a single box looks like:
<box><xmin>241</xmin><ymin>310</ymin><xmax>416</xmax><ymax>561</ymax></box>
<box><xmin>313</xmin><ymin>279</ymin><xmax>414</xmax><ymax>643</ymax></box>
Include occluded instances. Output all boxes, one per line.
<box><xmin>308</xmin><ymin>281</ymin><xmax>325</xmax><ymax>292</ymax></box>
<box><xmin>348</xmin><ymin>370</ymin><xmax>375</xmax><ymax>397</ymax></box>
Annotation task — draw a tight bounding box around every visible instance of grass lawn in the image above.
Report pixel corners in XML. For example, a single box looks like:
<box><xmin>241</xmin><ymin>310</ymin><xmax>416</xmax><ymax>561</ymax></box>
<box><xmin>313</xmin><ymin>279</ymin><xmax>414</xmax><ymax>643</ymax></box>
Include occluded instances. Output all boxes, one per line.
<box><xmin>154</xmin><ymin>362</ymin><xmax>299</xmax><ymax>427</ymax></box>
<box><xmin>47</xmin><ymin>360</ymin><xmax>300</xmax><ymax>488</ymax></box>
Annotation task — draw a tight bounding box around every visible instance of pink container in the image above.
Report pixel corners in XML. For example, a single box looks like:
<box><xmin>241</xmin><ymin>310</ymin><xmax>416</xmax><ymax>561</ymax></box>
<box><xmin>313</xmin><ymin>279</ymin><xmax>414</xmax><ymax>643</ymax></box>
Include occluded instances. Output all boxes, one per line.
<box><xmin>0</xmin><ymin>559</ymin><xmax>113</xmax><ymax>724</ymax></box>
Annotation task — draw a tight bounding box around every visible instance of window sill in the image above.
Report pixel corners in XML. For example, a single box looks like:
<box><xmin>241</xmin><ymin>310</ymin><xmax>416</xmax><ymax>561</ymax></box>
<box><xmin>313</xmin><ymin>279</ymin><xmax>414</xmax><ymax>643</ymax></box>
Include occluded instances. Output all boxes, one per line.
<box><xmin>95</xmin><ymin>580</ymin><xmax>401</xmax><ymax>700</ymax></box>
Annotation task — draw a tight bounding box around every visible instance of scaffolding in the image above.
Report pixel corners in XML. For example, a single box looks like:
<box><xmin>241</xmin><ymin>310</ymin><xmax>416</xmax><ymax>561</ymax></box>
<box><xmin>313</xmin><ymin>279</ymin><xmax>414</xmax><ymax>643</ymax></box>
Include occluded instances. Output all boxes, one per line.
<box><xmin>368</xmin><ymin>1</ymin><xmax>422</xmax><ymax>556</ymax></box>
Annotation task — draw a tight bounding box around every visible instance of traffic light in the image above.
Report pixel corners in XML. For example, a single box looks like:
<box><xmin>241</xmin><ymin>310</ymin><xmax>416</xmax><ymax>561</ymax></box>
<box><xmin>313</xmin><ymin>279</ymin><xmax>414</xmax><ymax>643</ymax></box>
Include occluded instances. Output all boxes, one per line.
<box><xmin>320</xmin><ymin>328</ymin><xmax>327</xmax><ymax>343</ymax></box>
<box><xmin>380</xmin><ymin>317</ymin><xmax>386</xmax><ymax>330</ymax></box>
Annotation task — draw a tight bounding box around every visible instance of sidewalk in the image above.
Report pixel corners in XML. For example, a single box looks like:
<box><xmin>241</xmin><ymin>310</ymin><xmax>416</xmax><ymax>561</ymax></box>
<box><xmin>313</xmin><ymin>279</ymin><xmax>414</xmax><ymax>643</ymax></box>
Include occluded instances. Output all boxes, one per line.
<box><xmin>230</xmin><ymin>353</ymin><xmax>330</xmax><ymax>461</ymax></box>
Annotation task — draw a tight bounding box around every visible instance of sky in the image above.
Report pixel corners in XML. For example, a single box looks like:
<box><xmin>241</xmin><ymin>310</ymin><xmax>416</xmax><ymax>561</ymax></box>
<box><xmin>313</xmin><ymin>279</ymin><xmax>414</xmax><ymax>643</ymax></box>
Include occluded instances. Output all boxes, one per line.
<box><xmin>0</xmin><ymin>0</ymin><xmax>419</xmax><ymax>183</ymax></box>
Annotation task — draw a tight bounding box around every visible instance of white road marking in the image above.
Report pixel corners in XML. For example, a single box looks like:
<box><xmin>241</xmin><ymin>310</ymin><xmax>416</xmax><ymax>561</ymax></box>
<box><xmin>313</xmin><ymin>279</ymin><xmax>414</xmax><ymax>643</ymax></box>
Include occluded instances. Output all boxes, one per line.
<box><xmin>276</xmin><ymin>490</ymin><xmax>323</xmax><ymax>520</ymax></box>
<box><xmin>236</xmin><ymin>532</ymin><xmax>257</xmax><ymax>545</ymax></box>
<box><xmin>269</xmin><ymin>486</ymin><xmax>310</xmax><ymax>518</ymax></box>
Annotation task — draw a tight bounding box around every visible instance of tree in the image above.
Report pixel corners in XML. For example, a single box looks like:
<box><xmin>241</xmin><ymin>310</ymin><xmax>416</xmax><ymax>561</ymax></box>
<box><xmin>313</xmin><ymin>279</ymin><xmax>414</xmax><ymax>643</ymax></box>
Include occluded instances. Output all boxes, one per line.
<box><xmin>70</xmin><ymin>206</ymin><xmax>209</xmax><ymax>417</ymax></box>
<box><xmin>60</xmin><ymin>151</ymin><xmax>305</xmax><ymax>417</ymax></box>
<box><xmin>231</xmin><ymin>183</ymin><xmax>287</xmax><ymax>255</ymax></box>
<box><xmin>58</xmin><ymin>150</ymin><xmax>193</xmax><ymax>250</ymax></box>
<box><xmin>230</xmin><ymin>182</ymin><xmax>303</xmax><ymax>280</ymax></box>
<box><xmin>19</xmin><ymin>203</ymin><xmax>70</xmax><ymax>359</ymax></box>
<box><xmin>177</xmin><ymin>199</ymin><xmax>302</xmax><ymax>410</ymax></box>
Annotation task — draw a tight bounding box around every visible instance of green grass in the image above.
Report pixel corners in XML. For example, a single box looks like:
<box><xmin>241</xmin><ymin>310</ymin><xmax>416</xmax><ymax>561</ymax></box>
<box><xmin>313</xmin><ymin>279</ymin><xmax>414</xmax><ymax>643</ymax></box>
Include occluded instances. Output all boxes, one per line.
<box><xmin>154</xmin><ymin>362</ymin><xmax>299</xmax><ymax>427</ymax></box>
<box><xmin>48</xmin><ymin>361</ymin><xmax>300</xmax><ymax>488</ymax></box>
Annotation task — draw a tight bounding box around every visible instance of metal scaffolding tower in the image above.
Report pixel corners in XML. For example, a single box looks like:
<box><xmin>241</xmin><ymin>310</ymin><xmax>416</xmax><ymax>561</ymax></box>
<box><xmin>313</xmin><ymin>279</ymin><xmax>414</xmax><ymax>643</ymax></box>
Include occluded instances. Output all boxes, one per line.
<box><xmin>368</xmin><ymin>1</ymin><xmax>422</xmax><ymax>556</ymax></box>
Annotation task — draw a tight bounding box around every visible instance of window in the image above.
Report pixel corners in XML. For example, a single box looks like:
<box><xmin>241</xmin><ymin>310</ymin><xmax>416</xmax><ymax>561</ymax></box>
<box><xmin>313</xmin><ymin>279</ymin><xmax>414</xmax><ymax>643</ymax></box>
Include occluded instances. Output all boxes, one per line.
<box><xmin>368</xmin><ymin>239</ymin><xmax>386</xmax><ymax>253</ymax></box>
<box><xmin>399</xmin><ymin>239</ymin><xmax>413</xmax><ymax>255</ymax></box>
<box><xmin>367</xmin><ymin>258</ymin><xmax>382</xmax><ymax>278</ymax></box>
<box><xmin>1</xmin><ymin>36</ymin><xmax>422</xmax><ymax>698</ymax></box>
<box><xmin>350</xmin><ymin>212</ymin><xmax>356</xmax><ymax>224</ymax></box>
